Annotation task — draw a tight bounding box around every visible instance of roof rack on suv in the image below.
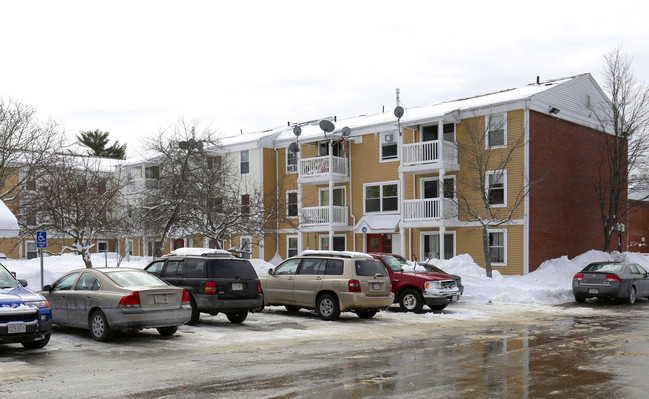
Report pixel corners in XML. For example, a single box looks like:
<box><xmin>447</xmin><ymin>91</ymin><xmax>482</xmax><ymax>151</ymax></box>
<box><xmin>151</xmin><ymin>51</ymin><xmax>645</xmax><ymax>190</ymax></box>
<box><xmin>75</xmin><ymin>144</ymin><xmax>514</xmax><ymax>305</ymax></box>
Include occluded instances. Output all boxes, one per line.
<box><xmin>164</xmin><ymin>248</ymin><xmax>233</xmax><ymax>257</ymax></box>
<box><xmin>299</xmin><ymin>250</ymin><xmax>373</xmax><ymax>259</ymax></box>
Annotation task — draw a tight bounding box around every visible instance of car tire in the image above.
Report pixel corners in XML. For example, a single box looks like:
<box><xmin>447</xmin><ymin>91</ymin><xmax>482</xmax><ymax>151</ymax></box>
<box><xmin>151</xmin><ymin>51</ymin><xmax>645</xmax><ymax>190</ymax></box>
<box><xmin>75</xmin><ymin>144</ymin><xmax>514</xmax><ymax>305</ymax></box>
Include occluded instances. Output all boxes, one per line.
<box><xmin>627</xmin><ymin>286</ymin><xmax>637</xmax><ymax>304</ymax></box>
<box><xmin>21</xmin><ymin>333</ymin><xmax>50</xmax><ymax>349</ymax></box>
<box><xmin>316</xmin><ymin>294</ymin><xmax>340</xmax><ymax>321</ymax></box>
<box><xmin>226</xmin><ymin>311</ymin><xmax>248</xmax><ymax>324</ymax></box>
<box><xmin>157</xmin><ymin>326</ymin><xmax>178</xmax><ymax>336</ymax></box>
<box><xmin>399</xmin><ymin>289</ymin><xmax>424</xmax><ymax>313</ymax></box>
<box><xmin>285</xmin><ymin>305</ymin><xmax>301</xmax><ymax>313</ymax></box>
<box><xmin>574</xmin><ymin>294</ymin><xmax>586</xmax><ymax>303</ymax></box>
<box><xmin>187</xmin><ymin>297</ymin><xmax>200</xmax><ymax>325</ymax></box>
<box><xmin>356</xmin><ymin>309</ymin><xmax>377</xmax><ymax>319</ymax></box>
<box><xmin>428</xmin><ymin>304</ymin><xmax>447</xmax><ymax>311</ymax></box>
<box><xmin>89</xmin><ymin>310</ymin><xmax>112</xmax><ymax>342</ymax></box>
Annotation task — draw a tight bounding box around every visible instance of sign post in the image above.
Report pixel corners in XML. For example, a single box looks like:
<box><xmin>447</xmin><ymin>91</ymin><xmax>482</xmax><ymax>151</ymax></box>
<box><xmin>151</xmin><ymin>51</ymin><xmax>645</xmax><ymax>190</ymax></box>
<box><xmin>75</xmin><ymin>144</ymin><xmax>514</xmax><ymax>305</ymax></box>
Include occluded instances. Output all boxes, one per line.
<box><xmin>36</xmin><ymin>231</ymin><xmax>47</xmax><ymax>289</ymax></box>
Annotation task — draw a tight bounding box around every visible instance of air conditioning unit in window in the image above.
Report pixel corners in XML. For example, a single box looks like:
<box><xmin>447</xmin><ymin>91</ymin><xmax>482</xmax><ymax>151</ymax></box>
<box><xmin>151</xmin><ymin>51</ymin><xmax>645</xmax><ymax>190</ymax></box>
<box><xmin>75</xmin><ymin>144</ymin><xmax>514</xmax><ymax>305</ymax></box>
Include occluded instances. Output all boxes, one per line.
<box><xmin>287</xmin><ymin>165</ymin><xmax>297</xmax><ymax>172</ymax></box>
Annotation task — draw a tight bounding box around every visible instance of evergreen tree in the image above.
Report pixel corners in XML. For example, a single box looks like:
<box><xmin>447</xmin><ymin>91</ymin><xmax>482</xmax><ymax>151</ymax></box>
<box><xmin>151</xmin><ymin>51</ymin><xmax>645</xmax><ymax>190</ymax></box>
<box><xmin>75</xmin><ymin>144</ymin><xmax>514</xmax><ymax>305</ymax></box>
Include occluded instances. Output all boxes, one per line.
<box><xmin>77</xmin><ymin>130</ymin><xmax>127</xmax><ymax>159</ymax></box>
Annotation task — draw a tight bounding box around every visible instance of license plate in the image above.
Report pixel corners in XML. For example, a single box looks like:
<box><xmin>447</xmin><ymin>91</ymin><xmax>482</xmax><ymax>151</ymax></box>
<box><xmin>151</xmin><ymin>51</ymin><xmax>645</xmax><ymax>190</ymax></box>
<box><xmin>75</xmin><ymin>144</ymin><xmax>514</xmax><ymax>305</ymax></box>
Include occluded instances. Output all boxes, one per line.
<box><xmin>588</xmin><ymin>288</ymin><xmax>599</xmax><ymax>294</ymax></box>
<box><xmin>8</xmin><ymin>323</ymin><xmax>26</xmax><ymax>334</ymax></box>
<box><xmin>372</xmin><ymin>283</ymin><xmax>381</xmax><ymax>290</ymax></box>
<box><xmin>232</xmin><ymin>283</ymin><xmax>243</xmax><ymax>291</ymax></box>
<box><xmin>154</xmin><ymin>295</ymin><xmax>168</xmax><ymax>304</ymax></box>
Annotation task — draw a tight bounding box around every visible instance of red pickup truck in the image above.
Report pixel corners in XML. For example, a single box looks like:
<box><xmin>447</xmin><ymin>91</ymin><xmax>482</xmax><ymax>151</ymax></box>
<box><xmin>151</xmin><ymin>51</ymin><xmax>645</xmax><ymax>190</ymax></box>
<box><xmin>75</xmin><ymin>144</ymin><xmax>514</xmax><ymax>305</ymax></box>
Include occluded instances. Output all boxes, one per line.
<box><xmin>371</xmin><ymin>253</ymin><xmax>461</xmax><ymax>312</ymax></box>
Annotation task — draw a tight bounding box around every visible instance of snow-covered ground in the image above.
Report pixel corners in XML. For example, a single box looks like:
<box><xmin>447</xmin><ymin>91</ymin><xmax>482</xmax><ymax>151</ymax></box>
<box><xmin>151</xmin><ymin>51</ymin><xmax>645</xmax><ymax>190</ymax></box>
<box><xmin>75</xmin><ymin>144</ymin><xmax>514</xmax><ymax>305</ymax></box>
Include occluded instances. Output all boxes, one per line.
<box><xmin>4</xmin><ymin>249</ymin><xmax>649</xmax><ymax>308</ymax></box>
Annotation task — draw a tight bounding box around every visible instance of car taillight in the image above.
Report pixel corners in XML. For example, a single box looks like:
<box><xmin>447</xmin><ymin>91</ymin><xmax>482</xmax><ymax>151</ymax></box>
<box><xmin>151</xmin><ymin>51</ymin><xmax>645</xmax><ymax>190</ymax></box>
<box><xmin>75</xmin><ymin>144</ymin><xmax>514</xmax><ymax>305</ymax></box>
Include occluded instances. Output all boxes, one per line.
<box><xmin>348</xmin><ymin>279</ymin><xmax>361</xmax><ymax>293</ymax></box>
<box><xmin>181</xmin><ymin>289</ymin><xmax>191</xmax><ymax>303</ymax></box>
<box><xmin>205</xmin><ymin>281</ymin><xmax>216</xmax><ymax>295</ymax></box>
<box><xmin>606</xmin><ymin>274</ymin><xmax>622</xmax><ymax>282</ymax></box>
<box><xmin>573</xmin><ymin>274</ymin><xmax>584</xmax><ymax>281</ymax></box>
<box><xmin>119</xmin><ymin>291</ymin><xmax>141</xmax><ymax>308</ymax></box>
<box><xmin>258</xmin><ymin>282</ymin><xmax>262</xmax><ymax>295</ymax></box>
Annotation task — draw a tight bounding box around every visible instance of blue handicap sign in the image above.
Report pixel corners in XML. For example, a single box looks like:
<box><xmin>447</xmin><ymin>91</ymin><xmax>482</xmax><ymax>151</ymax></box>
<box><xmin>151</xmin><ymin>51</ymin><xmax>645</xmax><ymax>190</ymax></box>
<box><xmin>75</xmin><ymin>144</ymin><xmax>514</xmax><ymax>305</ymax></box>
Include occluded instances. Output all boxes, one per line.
<box><xmin>36</xmin><ymin>231</ymin><xmax>47</xmax><ymax>248</ymax></box>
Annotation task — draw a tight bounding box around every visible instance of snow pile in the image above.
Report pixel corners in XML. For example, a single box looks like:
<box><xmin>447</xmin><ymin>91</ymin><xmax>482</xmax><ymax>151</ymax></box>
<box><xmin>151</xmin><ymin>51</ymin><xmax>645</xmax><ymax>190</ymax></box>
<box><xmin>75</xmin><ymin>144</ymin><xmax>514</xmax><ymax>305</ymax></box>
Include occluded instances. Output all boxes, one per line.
<box><xmin>2</xmin><ymin>250</ymin><xmax>648</xmax><ymax>306</ymax></box>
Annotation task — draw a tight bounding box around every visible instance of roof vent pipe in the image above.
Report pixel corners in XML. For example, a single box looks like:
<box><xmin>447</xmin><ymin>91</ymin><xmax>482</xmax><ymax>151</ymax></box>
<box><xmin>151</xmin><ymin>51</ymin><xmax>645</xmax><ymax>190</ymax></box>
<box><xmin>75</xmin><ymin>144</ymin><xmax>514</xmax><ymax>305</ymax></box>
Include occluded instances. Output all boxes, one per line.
<box><xmin>536</xmin><ymin>76</ymin><xmax>540</xmax><ymax>85</ymax></box>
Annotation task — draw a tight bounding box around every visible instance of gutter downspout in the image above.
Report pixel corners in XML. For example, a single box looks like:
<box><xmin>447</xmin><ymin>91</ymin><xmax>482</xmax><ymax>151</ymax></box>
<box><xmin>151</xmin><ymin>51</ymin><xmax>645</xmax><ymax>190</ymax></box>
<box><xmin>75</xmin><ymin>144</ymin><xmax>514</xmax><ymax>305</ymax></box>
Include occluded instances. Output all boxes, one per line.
<box><xmin>524</xmin><ymin>101</ymin><xmax>530</xmax><ymax>274</ymax></box>
<box><xmin>274</xmin><ymin>147</ymin><xmax>280</xmax><ymax>259</ymax></box>
<box><xmin>349</xmin><ymin>139</ymin><xmax>356</xmax><ymax>252</ymax></box>
<box><xmin>258</xmin><ymin>138</ymin><xmax>265</xmax><ymax>260</ymax></box>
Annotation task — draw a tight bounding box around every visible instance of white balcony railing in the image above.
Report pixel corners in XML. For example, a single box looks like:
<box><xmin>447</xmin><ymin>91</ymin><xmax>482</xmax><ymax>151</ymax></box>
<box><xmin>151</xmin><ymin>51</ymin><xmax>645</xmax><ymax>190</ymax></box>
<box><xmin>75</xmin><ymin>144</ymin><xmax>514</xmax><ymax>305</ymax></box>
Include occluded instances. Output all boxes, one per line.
<box><xmin>300</xmin><ymin>156</ymin><xmax>348</xmax><ymax>178</ymax></box>
<box><xmin>403</xmin><ymin>198</ymin><xmax>458</xmax><ymax>221</ymax></box>
<box><xmin>301</xmin><ymin>206</ymin><xmax>348</xmax><ymax>225</ymax></box>
<box><xmin>402</xmin><ymin>141</ymin><xmax>457</xmax><ymax>166</ymax></box>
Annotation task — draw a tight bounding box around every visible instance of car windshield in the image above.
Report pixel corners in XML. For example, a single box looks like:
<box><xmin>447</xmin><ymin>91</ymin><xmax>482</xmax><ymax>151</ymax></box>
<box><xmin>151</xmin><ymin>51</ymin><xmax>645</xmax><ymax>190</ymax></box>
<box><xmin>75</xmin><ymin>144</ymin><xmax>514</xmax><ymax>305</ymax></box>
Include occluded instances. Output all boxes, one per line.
<box><xmin>0</xmin><ymin>265</ymin><xmax>18</xmax><ymax>289</ymax></box>
<box><xmin>422</xmin><ymin>264</ymin><xmax>445</xmax><ymax>274</ymax></box>
<box><xmin>355</xmin><ymin>260</ymin><xmax>388</xmax><ymax>277</ymax></box>
<box><xmin>106</xmin><ymin>270</ymin><xmax>168</xmax><ymax>288</ymax></box>
<box><xmin>381</xmin><ymin>255</ymin><xmax>407</xmax><ymax>272</ymax></box>
<box><xmin>583</xmin><ymin>263</ymin><xmax>624</xmax><ymax>273</ymax></box>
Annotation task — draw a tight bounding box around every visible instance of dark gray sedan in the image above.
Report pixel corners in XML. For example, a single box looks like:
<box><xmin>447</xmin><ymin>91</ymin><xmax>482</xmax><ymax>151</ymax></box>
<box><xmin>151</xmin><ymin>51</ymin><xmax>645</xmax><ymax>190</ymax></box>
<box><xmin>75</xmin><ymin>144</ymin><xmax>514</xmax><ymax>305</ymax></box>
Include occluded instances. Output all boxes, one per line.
<box><xmin>41</xmin><ymin>268</ymin><xmax>192</xmax><ymax>341</ymax></box>
<box><xmin>572</xmin><ymin>262</ymin><xmax>649</xmax><ymax>304</ymax></box>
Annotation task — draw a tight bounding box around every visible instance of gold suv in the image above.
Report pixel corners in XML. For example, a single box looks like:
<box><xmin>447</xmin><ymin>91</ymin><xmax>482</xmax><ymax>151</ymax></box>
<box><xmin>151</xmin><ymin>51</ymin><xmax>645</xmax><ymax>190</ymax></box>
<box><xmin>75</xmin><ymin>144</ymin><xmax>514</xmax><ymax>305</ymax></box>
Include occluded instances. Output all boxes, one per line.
<box><xmin>259</xmin><ymin>250</ymin><xmax>394</xmax><ymax>320</ymax></box>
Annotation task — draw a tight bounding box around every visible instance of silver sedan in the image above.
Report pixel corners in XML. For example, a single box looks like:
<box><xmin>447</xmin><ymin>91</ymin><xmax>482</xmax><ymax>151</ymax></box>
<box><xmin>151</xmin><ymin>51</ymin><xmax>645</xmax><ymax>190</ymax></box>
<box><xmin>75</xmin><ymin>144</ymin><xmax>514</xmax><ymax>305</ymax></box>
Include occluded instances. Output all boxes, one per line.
<box><xmin>41</xmin><ymin>268</ymin><xmax>192</xmax><ymax>341</ymax></box>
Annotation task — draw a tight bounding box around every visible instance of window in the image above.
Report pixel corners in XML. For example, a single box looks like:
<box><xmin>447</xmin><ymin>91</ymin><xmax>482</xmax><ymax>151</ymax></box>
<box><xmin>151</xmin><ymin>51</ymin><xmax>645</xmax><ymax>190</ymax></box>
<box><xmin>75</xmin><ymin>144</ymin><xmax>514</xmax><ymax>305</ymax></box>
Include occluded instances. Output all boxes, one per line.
<box><xmin>381</xmin><ymin>131</ymin><xmax>398</xmax><ymax>160</ymax></box>
<box><xmin>320</xmin><ymin>235</ymin><xmax>345</xmax><ymax>251</ymax></box>
<box><xmin>489</xmin><ymin>230</ymin><xmax>506</xmax><ymax>264</ymax></box>
<box><xmin>487</xmin><ymin>114</ymin><xmax>506</xmax><ymax>148</ymax></box>
<box><xmin>275</xmin><ymin>258</ymin><xmax>300</xmax><ymax>275</ymax></box>
<box><xmin>287</xmin><ymin>236</ymin><xmax>298</xmax><ymax>258</ymax></box>
<box><xmin>145</xmin><ymin>166</ymin><xmax>159</xmax><ymax>179</ymax></box>
<box><xmin>26</xmin><ymin>180</ymin><xmax>36</xmax><ymax>191</ymax></box>
<box><xmin>318</xmin><ymin>141</ymin><xmax>343</xmax><ymax>157</ymax></box>
<box><xmin>146</xmin><ymin>261</ymin><xmax>165</xmax><ymax>276</ymax></box>
<box><xmin>52</xmin><ymin>272</ymin><xmax>80</xmax><ymax>291</ymax></box>
<box><xmin>287</xmin><ymin>151</ymin><xmax>297</xmax><ymax>173</ymax></box>
<box><xmin>126</xmin><ymin>239</ymin><xmax>134</xmax><ymax>256</ymax></box>
<box><xmin>163</xmin><ymin>261</ymin><xmax>183</xmax><ymax>278</ymax></box>
<box><xmin>364</xmin><ymin>182</ymin><xmax>398</xmax><ymax>213</ymax></box>
<box><xmin>422</xmin><ymin>232</ymin><xmax>455</xmax><ymax>260</ymax></box>
<box><xmin>487</xmin><ymin>170</ymin><xmax>506</xmax><ymax>206</ymax></box>
<box><xmin>422</xmin><ymin>125</ymin><xmax>438</xmax><ymax>142</ymax></box>
<box><xmin>97</xmin><ymin>241</ymin><xmax>108</xmax><ymax>253</ymax></box>
<box><xmin>443</xmin><ymin>123</ymin><xmax>455</xmax><ymax>142</ymax></box>
<box><xmin>240</xmin><ymin>237</ymin><xmax>251</xmax><ymax>259</ymax></box>
<box><xmin>443</xmin><ymin>177</ymin><xmax>455</xmax><ymax>199</ymax></box>
<box><xmin>287</xmin><ymin>191</ymin><xmax>298</xmax><ymax>217</ymax></box>
<box><xmin>241</xmin><ymin>194</ymin><xmax>250</xmax><ymax>215</ymax></box>
<box><xmin>208</xmin><ymin>197</ymin><xmax>223</xmax><ymax>213</ymax></box>
<box><xmin>186</xmin><ymin>259</ymin><xmax>206</xmax><ymax>278</ymax></box>
<box><xmin>298</xmin><ymin>258</ymin><xmax>325</xmax><ymax>275</ymax></box>
<box><xmin>75</xmin><ymin>273</ymin><xmax>101</xmax><ymax>291</ymax></box>
<box><xmin>319</xmin><ymin>187</ymin><xmax>345</xmax><ymax>206</ymax></box>
<box><xmin>26</xmin><ymin>241</ymin><xmax>37</xmax><ymax>259</ymax></box>
<box><xmin>240</xmin><ymin>150</ymin><xmax>250</xmax><ymax>174</ymax></box>
<box><xmin>27</xmin><ymin>215</ymin><xmax>37</xmax><ymax>226</ymax></box>
<box><xmin>207</xmin><ymin>156</ymin><xmax>221</xmax><ymax>170</ymax></box>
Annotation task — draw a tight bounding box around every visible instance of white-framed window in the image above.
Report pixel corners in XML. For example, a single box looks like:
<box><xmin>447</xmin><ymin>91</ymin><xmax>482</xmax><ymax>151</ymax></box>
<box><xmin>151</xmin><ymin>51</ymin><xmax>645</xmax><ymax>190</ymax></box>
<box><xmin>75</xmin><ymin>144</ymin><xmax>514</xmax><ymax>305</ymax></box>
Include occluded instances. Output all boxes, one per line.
<box><xmin>489</xmin><ymin>229</ymin><xmax>507</xmax><ymax>265</ymax></box>
<box><xmin>486</xmin><ymin>170</ymin><xmax>507</xmax><ymax>207</ymax></box>
<box><xmin>443</xmin><ymin>123</ymin><xmax>456</xmax><ymax>142</ymax></box>
<box><xmin>287</xmin><ymin>190</ymin><xmax>298</xmax><ymax>217</ymax></box>
<box><xmin>421</xmin><ymin>176</ymin><xmax>455</xmax><ymax>199</ymax></box>
<box><xmin>240</xmin><ymin>150</ymin><xmax>250</xmax><ymax>175</ymax></box>
<box><xmin>286</xmin><ymin>150</ymin><xmax>297</xmax><ymax>173</ymax></box>
<box><xmin>97</xmin><ymin>241</ymin><xmax>108</xmax><ymax>253</ymax></box>
<box><xmin>319</xmin><ymin>234</ymin><xmax>346</xmax><ymax>251</ymax></box>
<box><xmin>364</xmin><ymin>181</ymin><xmax>399</xmax><ymax>213</ymax></box>
<box><xmin>240</xmin><ymin>236</ymin><xmax>252</xmax><ymax>259</ymax></box>
<box><xmin>319</xmin><ymin>186</ymin><xmax>345</xmax><ymax>206</ymax></box>
<box><xmin>207</xmin><ymin>156</ymin><xmax>221</xmax><ymax>170</ymax></box>
<box><xmin>486</xmin><ymin>114</ymin><xmax>507</xmax><ymax>148</ymax></box>
<box><xmin>380</xmin><ymin>131</ymin><xmax>398</xmax><ymax>161</ymax></box>
<box><xmin>421</xmin><ymin>231</ymin><xmax>456</xmax><ymax>260</ymax></box>
<box><xmin>287</xmin><ymin>235</ymin><xmax>298</xmax><ymax>258</ymax></box>
<box><xmin>145</xmin><ymin>166</ymin><xmax>159</xmax><ymax>179</ymax></box>
<box><xmin>26</xmin><ymin>241</ymin><xmax>38</xmax><ymax>259</ymax></box>
<box><xmin>318</xmin><ymin>141</ymin><xmax>343</xmax><ymax>157</ymax></box>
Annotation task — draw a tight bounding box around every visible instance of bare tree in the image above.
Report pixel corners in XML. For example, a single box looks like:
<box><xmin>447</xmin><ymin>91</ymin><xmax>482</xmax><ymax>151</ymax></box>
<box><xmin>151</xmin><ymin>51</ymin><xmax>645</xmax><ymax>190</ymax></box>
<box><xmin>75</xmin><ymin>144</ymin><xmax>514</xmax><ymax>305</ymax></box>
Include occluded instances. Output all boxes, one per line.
<box><xmin>592</xmin><ymin>47</ymin><xmax>649</xmax><ymax>251</ymax></box>
<box><xmin>0</xmin><ymin>98</ymin><xmax>65</xmax><ymax>201</ymax></box>
<box><xmin>19</xmin><ymin>155</ymin><xmax>127</xmax><ymax>268</ymax></box>
<box><xmin>454</xmin><ymin>112</ymin><xmax>529</xmax><ymax>277</ymax></box>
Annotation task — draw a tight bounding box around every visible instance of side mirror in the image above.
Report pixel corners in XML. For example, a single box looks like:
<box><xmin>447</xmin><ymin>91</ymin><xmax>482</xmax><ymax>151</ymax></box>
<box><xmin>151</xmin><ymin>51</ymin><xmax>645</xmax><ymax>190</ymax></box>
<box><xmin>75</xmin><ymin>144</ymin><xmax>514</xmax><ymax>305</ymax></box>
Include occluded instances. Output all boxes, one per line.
<box><xmin>19</xmin><ymin>279</ymin><xmax>28</xmax><ymax>287</ymax></box>
<box><xmin>42</xmin><ymin>284</ymin><xmax>52</xmax><ymax>292</ymax></box>
<box><xmin>268</xmin><ymin>268</ymin><xmax>274</xmax><ymax>275</ymax></box>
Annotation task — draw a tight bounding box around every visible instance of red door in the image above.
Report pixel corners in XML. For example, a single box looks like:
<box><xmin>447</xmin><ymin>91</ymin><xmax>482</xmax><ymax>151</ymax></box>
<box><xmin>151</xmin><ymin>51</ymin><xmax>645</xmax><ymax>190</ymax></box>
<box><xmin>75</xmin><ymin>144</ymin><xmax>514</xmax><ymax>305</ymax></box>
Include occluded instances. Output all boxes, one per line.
<box><xmin>173</xmin><ymin>239</ymin><xmax>184</xmax><ymax>250</ymax></box>
<box><xmin>367</xmin><ymin>234</ymin><xmax>392</xmax><ymax>253</ymax></box>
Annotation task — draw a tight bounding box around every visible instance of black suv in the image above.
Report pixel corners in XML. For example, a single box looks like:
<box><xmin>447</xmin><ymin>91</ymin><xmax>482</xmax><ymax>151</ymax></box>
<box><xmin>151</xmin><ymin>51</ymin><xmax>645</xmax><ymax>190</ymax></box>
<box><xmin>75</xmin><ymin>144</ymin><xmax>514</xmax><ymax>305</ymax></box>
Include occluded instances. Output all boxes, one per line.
<box><xmin>145</xmin><ymin>249</ymin><xmax>263</xmax><ymax>324</ymax></box>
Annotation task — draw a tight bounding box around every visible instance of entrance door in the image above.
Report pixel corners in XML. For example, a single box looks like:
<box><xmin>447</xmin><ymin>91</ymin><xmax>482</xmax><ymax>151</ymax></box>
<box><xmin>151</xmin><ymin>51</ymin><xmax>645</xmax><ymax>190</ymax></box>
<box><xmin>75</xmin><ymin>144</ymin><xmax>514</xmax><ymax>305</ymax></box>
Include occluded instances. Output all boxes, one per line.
<box><xmin>173</xmin><ymin>239</ymin><xmax>184</xmax><ymax>250</ymax></box>
<box><xmin>367</xmin><ymin>234</ymin><xmax>392</xmax><ymax>253</ymax></box>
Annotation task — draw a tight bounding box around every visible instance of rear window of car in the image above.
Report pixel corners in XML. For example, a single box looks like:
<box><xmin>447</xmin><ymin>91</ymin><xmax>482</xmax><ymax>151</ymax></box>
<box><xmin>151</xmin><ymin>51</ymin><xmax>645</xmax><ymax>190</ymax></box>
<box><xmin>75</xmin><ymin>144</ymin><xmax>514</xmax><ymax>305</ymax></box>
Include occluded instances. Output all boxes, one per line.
<box><xmin>106</xmin><ymin>270</ymin><xmax>168</xmax><ymax>288</ymax></box>
<box><xmin>583</xmin><ymin>263</ymin><xmax>624</xmax><ymax>273</ymax></box>
<box><xmin>355</xmin><ymin>259</ymin><xmax>388</xmax><ymax>277</ymax></box>
<box><xmin>324</xmin><ymin>259</ymin><xmax>343</xmax><ymax>275</ymax></box>
<box><xmin>208</xmin><ymin>260</ymin><xmax>258</xmax><ymax>279</ymax></box>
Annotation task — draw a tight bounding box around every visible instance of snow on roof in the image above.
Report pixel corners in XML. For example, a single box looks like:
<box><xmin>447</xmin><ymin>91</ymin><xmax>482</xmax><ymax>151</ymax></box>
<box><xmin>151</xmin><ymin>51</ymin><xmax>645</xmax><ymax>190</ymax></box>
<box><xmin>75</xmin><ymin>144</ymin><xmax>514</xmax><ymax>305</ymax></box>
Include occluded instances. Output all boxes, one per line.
<box><xmin>164</xmin><ymin>248</ymin><xmax>232</xmax><ymax>257</ymax></box>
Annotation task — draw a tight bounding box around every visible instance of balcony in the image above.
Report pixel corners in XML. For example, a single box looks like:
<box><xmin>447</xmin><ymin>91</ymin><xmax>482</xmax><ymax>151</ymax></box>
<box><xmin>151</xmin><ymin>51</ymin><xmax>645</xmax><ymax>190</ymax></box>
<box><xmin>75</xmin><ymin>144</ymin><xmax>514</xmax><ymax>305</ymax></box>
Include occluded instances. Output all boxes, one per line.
<box><xmin>402</xmin><ymin>198</ymin><xmax>458</xmax><ymax>227</ymax></box>
<box><xmin>298</xmin><ymin>155</ymin><xmax>349</xmax><ymax>185</ymax></box>
<box><xmin>301</xmin><ymin>206</ymin><xmax>349</xmax><ymax>228</ymax></box>
<box><xmin>400</xmin><ymin>140</ymin><xmax>459</xmax><ymax>174</ymax></box>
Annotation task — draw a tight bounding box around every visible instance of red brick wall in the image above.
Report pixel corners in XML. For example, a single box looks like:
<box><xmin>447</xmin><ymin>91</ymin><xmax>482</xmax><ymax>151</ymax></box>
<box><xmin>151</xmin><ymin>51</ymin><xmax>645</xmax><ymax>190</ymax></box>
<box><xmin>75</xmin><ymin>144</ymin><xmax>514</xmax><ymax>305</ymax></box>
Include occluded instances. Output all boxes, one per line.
<box><xmin>628</xmin><ymin>200</ymin><xmax>649</xmax><ymax>253</ymax></box>
<box><xmin>528</xmin><ymin>111</ymin><xmax>625</xmax><ymax>271</ymax></box>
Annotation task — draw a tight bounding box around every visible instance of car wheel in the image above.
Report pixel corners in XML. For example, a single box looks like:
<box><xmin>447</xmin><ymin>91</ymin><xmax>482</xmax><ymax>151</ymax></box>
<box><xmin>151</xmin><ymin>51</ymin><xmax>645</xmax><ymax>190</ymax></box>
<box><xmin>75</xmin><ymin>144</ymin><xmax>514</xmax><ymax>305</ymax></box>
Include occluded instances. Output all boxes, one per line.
<box><xmin>89</xmin><ymin>310</ymin><xmax>112</xmax><ymax>342</ymax></box>
<box><xmin>428</xmin><ymin>304</ymin><xmax>447</xmax><ymax>311</ymax></box>
<box><xmin>187</xmin><ymin>297</ymin><xmax>200</xmax><ymax>325</ymax></box>
<box><xmin>226</xmin><ymin>311</ymin><xmax>248</xmax><ymax>324</ymax></box>
<box><xmin>157</xmin><ymin>326</ymin><xmax>178</xmax><ymax>336</ymax></box>
<box><xmin>574</xmin><ymin>294</ymin><xmax>586</xmax><ymax>303</ymax></box>
<box><xmin>316</xmin><ymin>294</ymin><xmax>340</xmax><ymax>321</ymax></box>
<box><xmin>627</xmin><ymin>286</ymin><xmax>637</xmax><ymax>304</ymax></box>
<box><xmin>21</xmin><ymin>333</ymin><xmax>51</xmax><ymax>349</ymax></box>
<box><xmin>399</xmin><ymin>289</ymin><xmax>424</xmax><ymax>313</ymax></box>
<box><xmin>356</xmin><ymin>309</ymin><xmax>377</xmax><ymax>319</ymax></box>
<box><xmin>285</xmin><ymin>305</ymin><xmax>301</xmax><ymax>313</ymax></box>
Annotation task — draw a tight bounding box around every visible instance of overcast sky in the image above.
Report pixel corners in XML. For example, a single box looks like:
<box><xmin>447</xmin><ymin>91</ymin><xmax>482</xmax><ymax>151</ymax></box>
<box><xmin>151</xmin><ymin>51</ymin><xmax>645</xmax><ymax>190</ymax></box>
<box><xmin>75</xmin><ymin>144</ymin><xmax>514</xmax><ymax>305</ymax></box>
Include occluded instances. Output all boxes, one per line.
<box><xmin>2</xmin><ymin>0</ymin><xmax>648</xmax><ymax>156</ymax></box>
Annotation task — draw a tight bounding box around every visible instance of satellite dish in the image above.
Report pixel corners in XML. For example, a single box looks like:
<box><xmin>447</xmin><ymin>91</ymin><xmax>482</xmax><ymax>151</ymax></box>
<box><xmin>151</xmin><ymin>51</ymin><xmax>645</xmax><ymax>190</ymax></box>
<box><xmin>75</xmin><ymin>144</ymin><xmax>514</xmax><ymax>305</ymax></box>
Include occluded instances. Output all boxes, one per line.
<box><xmin>178</xmin><ymin>141</ymin><xmax>189</xmax><ymax>150</ymax></box>
<box><xmin>341</xmin><ymin>126</ymin><xmax>351</xmax><ymax>137</ymax></box>
<box><xmin>293</xmin><ymin>126</ymin><xmax>302</xmax><ymax>137</ymax></box>
<box><xmin>319</xmin><ymin>120</ymin><xmax>335</xmax><ymax>133</ymax></box>
<box><xmin>394</xmin><ymin>106</ymin><xmax>404</xmax><ymax>119</ymax></box>
<box><xmin>289</xmin><ymin>142</ymin><xmax>299</xmax><ymax>153</ymax></box>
